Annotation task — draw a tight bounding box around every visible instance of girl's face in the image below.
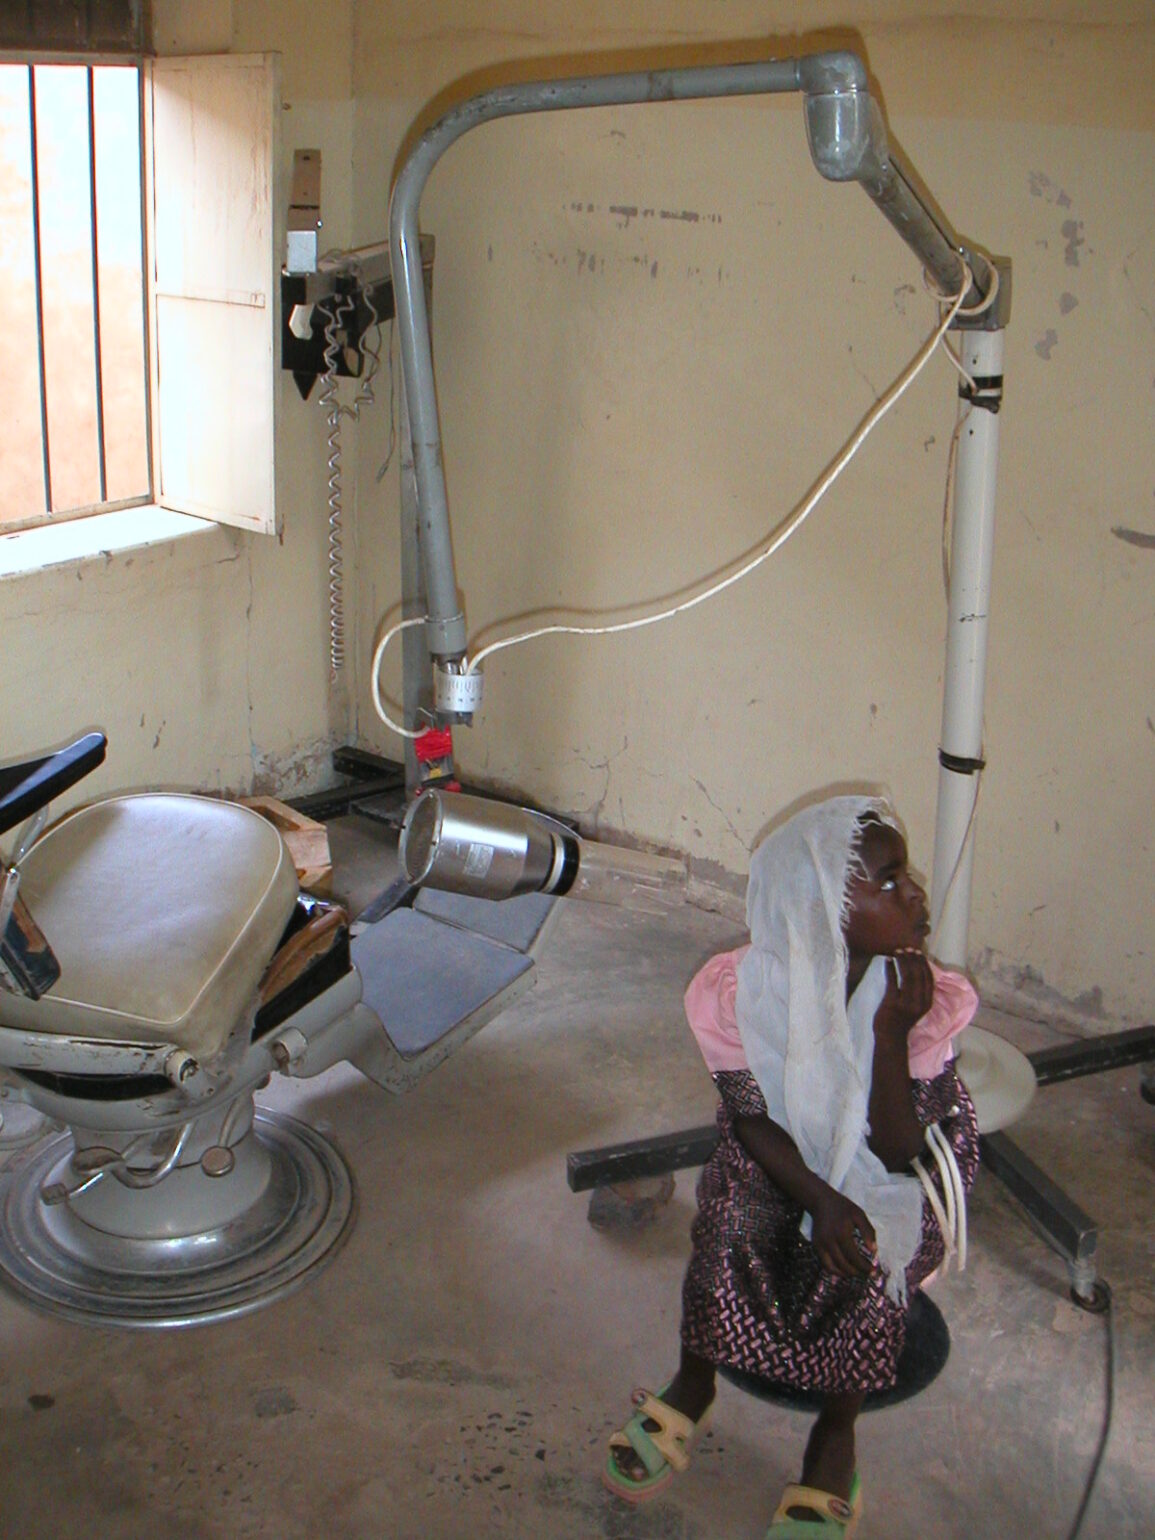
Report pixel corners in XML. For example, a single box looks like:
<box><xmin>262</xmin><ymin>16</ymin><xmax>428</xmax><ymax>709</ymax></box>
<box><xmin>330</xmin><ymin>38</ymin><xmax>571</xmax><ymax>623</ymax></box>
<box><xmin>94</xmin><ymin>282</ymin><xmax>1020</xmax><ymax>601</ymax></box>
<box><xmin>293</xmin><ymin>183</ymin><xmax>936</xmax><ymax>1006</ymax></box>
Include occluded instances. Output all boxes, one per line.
<box><xmin>843</xmin><ymin>820</ymin><xmax>930</xmax><ymax>961</ymax></box>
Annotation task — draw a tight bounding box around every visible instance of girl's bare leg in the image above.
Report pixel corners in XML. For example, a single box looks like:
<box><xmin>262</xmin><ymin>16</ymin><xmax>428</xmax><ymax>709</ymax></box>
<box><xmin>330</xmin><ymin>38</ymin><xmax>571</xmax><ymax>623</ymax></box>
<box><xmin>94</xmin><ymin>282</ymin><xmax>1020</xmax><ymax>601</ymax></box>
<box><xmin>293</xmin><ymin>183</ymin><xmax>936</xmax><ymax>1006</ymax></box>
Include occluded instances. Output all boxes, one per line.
<box><xmin>787</xmin><ymin>1389</ymin><xmax>863</xmax><ymax>1515</ymax></box>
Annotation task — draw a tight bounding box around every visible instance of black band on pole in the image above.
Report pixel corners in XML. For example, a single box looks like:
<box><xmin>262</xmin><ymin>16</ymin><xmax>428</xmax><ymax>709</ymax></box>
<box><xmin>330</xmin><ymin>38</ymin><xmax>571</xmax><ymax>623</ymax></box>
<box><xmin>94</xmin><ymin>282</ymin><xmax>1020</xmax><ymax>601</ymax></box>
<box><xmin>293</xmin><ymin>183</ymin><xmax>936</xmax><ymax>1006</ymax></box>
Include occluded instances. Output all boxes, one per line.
<box><xmin>958</xmin><ymin>372</ymin><xmax>1004</xmax><ymax>412</ymax></box>
<box><xmin>939</xmin><ymin>749</ymin><xmax>986</xmax><ymax>775</ymax></box>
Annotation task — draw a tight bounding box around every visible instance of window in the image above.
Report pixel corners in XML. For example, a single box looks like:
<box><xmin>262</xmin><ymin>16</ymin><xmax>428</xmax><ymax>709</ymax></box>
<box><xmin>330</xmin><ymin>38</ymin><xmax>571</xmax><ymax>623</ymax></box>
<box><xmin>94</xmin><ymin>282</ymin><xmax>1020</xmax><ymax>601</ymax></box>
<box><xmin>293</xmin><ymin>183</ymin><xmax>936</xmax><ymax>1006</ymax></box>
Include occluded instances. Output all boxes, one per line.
<box><xmin>0</xmin><ymin>49</ymin><xmax>279</xmax><ymax>538</ymax></box>
<box><xmin>0</xmin><ymin>60</ymin><xmax>149</xmax><ymax>528</ymax></box>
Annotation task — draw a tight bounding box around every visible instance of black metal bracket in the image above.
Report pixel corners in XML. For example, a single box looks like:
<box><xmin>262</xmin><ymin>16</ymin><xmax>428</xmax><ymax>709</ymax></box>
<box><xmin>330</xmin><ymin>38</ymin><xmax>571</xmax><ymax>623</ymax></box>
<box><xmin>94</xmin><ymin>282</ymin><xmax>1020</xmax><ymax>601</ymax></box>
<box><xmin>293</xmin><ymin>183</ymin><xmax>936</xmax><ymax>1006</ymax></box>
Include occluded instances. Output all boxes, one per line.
<box><xmin>567</xmin><ymin>1124</ymin><xmax>719</xmax><ymax>1193</ymax></box>
<box><xmin>286</xmin><ymin>746</ymin><xmax>406</xmax><ymax>823</ymax></box>
<box><xmin>978</xmin><ymin>1129</ymin><xmax>1099</xmax><ymax>1289</ymax></box>
<box><xmin>1028</xmin><ymin>1024</ymin><xmax>1155</xmax><ymax>1087</ymax></box>
<box><xmin>281</xmin><ymin>271</ymin><xmax>397</xmax><ymax>401</ymax></box>
<box><xmin>280</xmin><ymin>234</ymin><xmax>435</xmax><ymax>402</ymax></box>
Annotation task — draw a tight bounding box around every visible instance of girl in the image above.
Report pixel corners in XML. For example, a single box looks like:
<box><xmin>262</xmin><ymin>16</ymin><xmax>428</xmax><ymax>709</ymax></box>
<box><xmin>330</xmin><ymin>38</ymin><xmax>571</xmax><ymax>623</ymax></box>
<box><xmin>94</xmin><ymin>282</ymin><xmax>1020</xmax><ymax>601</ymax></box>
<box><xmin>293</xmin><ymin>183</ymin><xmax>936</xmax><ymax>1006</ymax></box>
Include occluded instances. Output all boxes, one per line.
<box><xmin>604</xmin><ymin>794</ymin><xmax>980</xmax><ymax>1537</ymax></box>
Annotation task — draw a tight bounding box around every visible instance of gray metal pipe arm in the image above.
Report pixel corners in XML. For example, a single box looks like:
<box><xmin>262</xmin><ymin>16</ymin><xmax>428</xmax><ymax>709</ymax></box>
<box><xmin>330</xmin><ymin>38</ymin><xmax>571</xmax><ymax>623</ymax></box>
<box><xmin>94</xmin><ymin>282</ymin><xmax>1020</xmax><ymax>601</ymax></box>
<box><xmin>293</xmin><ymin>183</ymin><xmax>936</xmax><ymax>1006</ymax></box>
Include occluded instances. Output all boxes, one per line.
<box><xmin>388</xmin><ymin>49</ymin><xmax>989</xmax><ymax>681</ymax></box>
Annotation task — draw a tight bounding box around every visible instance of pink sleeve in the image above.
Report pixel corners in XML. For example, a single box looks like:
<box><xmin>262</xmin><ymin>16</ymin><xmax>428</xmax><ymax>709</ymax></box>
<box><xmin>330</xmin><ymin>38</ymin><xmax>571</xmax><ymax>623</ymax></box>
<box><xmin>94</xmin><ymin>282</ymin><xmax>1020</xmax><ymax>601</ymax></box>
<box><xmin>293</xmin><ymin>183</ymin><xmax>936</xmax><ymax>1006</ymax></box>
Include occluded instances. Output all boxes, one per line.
<box><xmin>684</xmin><ymin>946</ymin><xmax>751</xmax><ymax>1074</ymax></box>
<box><xmin>908</xmin><ymin>963</ymin><xmax>979</xmax><ymax>1080</ymax></box>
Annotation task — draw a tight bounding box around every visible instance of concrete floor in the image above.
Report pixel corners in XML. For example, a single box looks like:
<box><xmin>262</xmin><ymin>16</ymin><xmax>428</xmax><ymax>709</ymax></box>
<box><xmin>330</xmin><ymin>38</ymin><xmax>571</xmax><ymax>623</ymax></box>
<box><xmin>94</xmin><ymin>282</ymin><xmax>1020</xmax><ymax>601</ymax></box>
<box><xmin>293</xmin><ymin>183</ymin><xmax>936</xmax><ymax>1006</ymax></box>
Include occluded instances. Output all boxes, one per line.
<box><xmin>0</xmin><ymin>812</ymin><xmax>1152</xmax><ymax>1539</ymax></box>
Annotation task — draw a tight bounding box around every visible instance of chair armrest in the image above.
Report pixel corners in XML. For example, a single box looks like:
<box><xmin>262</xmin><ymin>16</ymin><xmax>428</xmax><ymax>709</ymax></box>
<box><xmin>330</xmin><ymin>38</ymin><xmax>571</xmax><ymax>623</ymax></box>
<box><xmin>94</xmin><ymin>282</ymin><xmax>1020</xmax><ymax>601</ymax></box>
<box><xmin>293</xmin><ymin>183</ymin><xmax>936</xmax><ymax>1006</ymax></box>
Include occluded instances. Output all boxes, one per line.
<box><xmin>0</xmin><ymin>733</ymin><xmax>107</xmax><ymax>838</ymax></box>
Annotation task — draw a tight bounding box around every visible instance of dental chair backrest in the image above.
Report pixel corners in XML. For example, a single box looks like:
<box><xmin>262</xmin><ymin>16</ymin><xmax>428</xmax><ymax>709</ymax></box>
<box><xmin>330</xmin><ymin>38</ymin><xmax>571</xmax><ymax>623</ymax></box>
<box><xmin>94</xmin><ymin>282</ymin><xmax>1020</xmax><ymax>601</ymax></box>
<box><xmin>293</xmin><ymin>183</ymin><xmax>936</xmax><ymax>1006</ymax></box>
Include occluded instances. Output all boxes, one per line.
<box><xmin>0</xmin><ymin>733</ymin><xmax>107</xmax><ymax>999</ymax></box>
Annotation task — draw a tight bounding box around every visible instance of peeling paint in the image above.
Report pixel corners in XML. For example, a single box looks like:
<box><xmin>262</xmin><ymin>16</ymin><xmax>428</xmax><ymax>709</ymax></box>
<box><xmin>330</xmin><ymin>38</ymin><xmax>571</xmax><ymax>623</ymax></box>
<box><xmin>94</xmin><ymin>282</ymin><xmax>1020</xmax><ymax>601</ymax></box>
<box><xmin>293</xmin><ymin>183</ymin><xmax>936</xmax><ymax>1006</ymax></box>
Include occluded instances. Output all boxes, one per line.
<box><xmin>1028</xmin><ymin>171</ymin><xmax>1072</xmax><ymax>209</ymax></box>
<box><xmin>1058</xmin><ymin>291</ymin><xmax>1078</xmax><ymax>316</ymax></box>
<box><xmin>974</xmin><ymin>948</ymin><xmax>1121</xmax><ymax>1032</ymax></box>
<box><xmin>1061</xmin><ymin>218</ymin><xmax>1085</xmax><ymax>267</ymax></box>
<box><xmin>1035</xmin><ymin>328</ymin><xmax>1059</xmax><ymax>360</ymax></box>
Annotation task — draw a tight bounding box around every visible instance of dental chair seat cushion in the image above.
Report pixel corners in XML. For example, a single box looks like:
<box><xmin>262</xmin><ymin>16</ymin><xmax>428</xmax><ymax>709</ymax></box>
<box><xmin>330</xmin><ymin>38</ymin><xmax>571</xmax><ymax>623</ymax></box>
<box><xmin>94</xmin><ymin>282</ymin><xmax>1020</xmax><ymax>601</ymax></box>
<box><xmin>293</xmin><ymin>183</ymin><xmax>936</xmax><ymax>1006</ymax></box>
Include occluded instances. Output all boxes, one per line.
<box><xmin>0</xmin><ymin>794</ymin><xmax>298</xmax><ymax>1063</ymax></box>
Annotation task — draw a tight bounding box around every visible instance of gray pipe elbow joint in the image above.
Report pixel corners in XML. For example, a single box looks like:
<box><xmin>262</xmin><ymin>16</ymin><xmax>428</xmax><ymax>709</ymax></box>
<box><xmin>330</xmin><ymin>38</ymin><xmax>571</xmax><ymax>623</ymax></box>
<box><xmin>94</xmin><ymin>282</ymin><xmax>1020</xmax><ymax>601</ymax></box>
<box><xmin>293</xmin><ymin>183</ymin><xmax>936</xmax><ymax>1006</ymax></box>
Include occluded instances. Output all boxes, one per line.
<box><xmin>797</xmin><ymin>52</ymin><xmax>889</xmax><ymax>187</ymax></box>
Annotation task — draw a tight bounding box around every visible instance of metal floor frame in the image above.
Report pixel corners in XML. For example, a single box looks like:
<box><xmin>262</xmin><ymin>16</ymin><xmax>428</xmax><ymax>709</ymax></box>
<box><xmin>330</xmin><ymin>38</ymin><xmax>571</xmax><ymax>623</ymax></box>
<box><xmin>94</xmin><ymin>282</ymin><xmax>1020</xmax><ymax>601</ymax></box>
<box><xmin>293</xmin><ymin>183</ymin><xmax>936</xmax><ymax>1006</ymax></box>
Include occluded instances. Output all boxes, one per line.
<box><xmin>567</xmin><ymin>1026</ymin><xmax>1155</xmax><ymax>1305</ymax></box>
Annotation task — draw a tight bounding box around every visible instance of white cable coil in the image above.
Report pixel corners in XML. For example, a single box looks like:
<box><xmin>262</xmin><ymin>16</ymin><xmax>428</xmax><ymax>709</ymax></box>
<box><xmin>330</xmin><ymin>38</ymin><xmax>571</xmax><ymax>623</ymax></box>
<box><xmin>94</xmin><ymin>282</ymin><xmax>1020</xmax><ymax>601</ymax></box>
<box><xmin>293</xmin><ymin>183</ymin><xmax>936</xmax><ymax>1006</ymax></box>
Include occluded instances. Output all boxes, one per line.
<box><xmin>911</xmin><ymin>1118</ymin><xmax>968</xmax><ymax>1275</ymax></box>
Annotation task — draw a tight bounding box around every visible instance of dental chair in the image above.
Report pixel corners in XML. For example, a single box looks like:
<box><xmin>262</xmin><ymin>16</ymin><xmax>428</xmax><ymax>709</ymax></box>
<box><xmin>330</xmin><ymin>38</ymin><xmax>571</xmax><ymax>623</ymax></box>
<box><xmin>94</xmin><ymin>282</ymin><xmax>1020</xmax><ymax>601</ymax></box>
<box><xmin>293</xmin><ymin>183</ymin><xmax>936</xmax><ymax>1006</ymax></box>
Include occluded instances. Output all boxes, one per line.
<box><xmin>0</xmin><ymin>733</ymin><xmax>537</xmax><ymax>1328</ymax></box>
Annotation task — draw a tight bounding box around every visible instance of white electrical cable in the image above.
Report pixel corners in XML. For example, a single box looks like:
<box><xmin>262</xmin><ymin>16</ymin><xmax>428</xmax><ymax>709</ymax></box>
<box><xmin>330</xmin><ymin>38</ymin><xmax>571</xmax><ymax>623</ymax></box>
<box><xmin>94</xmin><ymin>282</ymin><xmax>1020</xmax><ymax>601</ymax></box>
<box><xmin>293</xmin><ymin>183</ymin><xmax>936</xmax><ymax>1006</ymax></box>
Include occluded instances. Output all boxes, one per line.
<box><xmin>320</xmin><ymin>295</ymin><xmax>353</xmax><ymax>678</ymax></box>
<box><xmin>912</xmin><ymin>1119</ymin><xmax>969</xmax><ymax>1276</ymax></box>
<box><xmin>939</xmin><ymin>406</ymin><xmax>968</xmax><ymax>596</ymax></box>
<box><xmin>370</xmin><ymin>268</ymin><xmax>972</xmax><ymax>736</ymax></box>
<box><xmin>461</xmin><ymin>272</ymin><xmax>971</xmax><ymax>679</ymax></box>
<box><xmin>937</xmin><ymin>338</ymin><xmax>977</xmax><ymax>394</ymax></box>
<box><xmin>928</xmin><ymin>1119</ymin><xmax>968</xmax><ymax>1270</ymax></box>
<box><xmin>912</xmin><ymin>1150</ymin><xmax>955</xmax><ymax>1266</ymax></box>
<box><xmin>371</xmin><ymin>616</ymin><xmax>428</xmax><ymax>738</ymax></box>
<box><xmin>315</xmin><ymin>251</ymin><xmax>390</xmax><ymax>685</ymax></box>
<box><xmin>922</xmin><ymin>257</ymin><xmax>999</xmax><ymax>322</ymax></box>
<box><xmin>927</xmin><ymin>1119</ymin><xmax>957</xmax><ymax>1249</ymax></box>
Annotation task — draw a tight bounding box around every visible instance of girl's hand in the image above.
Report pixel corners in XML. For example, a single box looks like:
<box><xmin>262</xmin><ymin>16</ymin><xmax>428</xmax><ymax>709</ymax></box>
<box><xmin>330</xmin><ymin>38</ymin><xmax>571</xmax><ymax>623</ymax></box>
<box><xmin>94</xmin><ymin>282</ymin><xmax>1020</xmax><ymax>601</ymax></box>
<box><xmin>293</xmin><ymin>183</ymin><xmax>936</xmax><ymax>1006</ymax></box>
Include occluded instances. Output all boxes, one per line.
<box><xmin>810</xmin><ymin>1189</ymin><xmax>877</xmax><ymax>1279</ymax></box>
<box><xmin>875</xmin><ymin>949</ymin><xmax>934</xmax><ymax>1038</ymax></box>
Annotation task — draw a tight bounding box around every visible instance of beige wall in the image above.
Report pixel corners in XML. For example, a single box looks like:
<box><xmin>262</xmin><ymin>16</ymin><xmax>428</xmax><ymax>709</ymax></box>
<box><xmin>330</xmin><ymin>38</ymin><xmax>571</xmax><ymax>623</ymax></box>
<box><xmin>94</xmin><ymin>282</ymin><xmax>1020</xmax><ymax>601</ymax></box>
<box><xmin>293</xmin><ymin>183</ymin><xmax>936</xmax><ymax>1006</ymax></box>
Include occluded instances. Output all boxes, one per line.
<box><xmin>1</xmin><ymin>2</ymin><xmax>1151</xmax><ymax>1031</ymax></box>
<box><xmin>350</xmin><ymin>4</ymin><xmax>1155</xmax><ymax>1030</ymax></box>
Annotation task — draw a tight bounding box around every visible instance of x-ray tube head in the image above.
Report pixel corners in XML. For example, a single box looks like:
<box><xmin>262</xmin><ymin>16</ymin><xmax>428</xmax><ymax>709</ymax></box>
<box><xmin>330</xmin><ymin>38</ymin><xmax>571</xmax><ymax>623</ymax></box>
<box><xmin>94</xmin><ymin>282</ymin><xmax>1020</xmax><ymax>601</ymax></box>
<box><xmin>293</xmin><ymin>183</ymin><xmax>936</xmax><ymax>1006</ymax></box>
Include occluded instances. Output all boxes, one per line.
<box><xmin>399</xmin><ymin>791</ymin><xmax>688</xmax><ymax>912</ymax></box>
<box><xmin>400</xmin><ymin>792</ymin><xmax>576</xmax><ymax>901</ymax></box>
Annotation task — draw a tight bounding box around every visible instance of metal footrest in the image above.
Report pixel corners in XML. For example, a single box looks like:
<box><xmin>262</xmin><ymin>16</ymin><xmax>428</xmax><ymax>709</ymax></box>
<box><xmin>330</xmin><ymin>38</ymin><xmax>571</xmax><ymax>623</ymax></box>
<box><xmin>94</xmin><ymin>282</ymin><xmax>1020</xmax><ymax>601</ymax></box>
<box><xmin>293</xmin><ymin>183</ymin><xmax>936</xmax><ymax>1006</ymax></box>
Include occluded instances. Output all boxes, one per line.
<box><xmin>351</xmin><ymin>906</ymin><xmax>536</xmax><ymax>1061</ymax></box>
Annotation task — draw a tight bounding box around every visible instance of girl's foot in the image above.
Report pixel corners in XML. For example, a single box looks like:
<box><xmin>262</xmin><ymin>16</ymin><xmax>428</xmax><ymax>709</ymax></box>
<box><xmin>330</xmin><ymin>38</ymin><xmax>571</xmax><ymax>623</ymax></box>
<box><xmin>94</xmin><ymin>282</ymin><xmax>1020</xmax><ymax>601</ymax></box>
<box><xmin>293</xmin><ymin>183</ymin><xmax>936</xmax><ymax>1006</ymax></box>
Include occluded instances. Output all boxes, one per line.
<box><xmin>604</xmin><ymin>1363</ymin><xmax>715</xmax><ymax>1497</ymax></box>
<box><xmin>767</xmin><ymin>1472</ymin><xmax>862</xmax><ymax>1536</ymax></box>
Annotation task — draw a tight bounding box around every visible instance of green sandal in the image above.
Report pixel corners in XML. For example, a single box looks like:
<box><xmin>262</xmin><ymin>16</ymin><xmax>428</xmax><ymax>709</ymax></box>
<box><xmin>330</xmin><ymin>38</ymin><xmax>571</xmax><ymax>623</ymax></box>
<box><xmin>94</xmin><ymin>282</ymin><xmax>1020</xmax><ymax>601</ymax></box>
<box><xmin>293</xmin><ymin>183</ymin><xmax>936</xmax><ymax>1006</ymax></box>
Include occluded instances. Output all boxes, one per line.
<box><xmin>602</xmin><ymin>1384</ymin><xmax>713</xmax><ymax>1504</ymax></box>
<box><xmin>765</xmin><ymin>1473</ymin><xmax>863</xmax><ymax>1537</ymax></box>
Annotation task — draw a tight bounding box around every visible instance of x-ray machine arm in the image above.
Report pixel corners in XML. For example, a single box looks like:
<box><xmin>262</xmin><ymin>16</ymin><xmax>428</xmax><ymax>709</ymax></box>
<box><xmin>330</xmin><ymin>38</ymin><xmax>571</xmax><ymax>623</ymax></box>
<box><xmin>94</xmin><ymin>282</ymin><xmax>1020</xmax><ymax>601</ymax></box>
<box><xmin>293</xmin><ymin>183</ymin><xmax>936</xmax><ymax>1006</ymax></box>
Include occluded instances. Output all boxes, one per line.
<box><xmin>386</xmin><ymin>49</ymin><xmax>1030</xmax><ymax>1128</ymax></box>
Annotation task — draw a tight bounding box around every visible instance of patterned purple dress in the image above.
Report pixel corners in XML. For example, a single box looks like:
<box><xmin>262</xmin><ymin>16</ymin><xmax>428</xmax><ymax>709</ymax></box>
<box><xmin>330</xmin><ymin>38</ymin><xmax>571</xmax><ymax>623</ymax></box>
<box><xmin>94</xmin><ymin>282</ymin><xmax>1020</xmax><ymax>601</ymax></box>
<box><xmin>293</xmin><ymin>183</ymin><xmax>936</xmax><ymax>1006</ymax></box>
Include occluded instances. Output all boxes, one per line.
<box><xmin>680</xmin><ymin>1064</ymin><xmax>980</xmax><ymax>1394</ymax></box>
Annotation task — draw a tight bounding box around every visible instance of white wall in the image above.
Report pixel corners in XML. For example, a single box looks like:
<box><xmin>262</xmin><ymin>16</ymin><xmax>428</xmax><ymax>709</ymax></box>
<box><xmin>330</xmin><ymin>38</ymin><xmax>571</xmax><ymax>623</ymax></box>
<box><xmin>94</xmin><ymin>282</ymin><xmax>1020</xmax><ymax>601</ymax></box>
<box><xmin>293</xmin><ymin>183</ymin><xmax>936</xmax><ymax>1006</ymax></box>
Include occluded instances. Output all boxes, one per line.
<box><xmin>350</xmin><ymin>3</ymin><xmax>1155</xmax><ymax>1030</ymax></box>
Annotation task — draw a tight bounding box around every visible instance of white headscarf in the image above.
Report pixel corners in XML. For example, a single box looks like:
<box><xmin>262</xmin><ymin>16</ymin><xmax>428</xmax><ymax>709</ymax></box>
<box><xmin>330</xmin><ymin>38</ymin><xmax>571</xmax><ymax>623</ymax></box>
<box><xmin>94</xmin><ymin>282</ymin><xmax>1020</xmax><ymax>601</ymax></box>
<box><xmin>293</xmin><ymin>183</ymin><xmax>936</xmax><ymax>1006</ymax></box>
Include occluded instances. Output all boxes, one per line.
<box><xmin>735</xmin><ymin>794</ymin><xmax>924</xmax><ymax>1302</ymax></box>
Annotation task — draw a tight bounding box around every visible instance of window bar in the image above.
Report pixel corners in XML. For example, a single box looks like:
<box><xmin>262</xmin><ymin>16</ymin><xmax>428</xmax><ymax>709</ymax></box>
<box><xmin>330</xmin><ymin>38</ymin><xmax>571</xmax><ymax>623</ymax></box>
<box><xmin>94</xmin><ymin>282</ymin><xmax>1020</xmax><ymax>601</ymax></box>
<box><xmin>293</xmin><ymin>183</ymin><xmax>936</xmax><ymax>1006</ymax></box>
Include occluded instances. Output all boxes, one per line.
<box><xmin>27</xmin><ymin>64</ymin><xmax>53</xmax><ymax>514</ymax></box>
<box><xmin>86</xmin><ymin>65</ymin><xmax>108</xmax><ymax>502</ymax></box>
<box><xmin>135</xmin><ymin>64</ymin><xmax>153</xmax><ymax>499</ymax></box>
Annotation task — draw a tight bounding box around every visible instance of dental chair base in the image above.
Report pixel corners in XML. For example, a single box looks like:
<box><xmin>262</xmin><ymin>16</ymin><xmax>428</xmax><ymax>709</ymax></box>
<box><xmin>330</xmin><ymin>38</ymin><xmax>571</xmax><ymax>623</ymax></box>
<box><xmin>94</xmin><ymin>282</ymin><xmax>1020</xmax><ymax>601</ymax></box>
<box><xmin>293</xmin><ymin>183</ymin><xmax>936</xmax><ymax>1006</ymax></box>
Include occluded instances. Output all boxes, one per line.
<box><xmin>0</xmin><ymin>1098</ymin><xmax>353</xmax><ymax>1328</ymax></box>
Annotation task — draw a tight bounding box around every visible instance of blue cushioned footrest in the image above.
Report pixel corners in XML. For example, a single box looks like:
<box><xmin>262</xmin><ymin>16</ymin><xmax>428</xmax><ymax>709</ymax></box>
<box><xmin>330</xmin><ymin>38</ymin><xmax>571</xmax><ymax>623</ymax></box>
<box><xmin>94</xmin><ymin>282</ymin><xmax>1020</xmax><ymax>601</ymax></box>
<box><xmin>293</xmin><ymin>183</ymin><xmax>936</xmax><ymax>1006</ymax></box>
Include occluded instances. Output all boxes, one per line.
<box><xmin>351</xmin><ymin>907</ymin><xmax>534</xmax><ymax>1057</ymax></box>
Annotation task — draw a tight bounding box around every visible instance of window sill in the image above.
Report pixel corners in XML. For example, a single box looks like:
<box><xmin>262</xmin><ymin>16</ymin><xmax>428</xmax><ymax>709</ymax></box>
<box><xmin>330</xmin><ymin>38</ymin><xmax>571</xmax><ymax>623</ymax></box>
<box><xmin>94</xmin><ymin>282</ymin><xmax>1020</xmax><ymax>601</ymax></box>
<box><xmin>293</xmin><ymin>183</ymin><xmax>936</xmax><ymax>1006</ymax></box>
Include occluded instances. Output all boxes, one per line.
<box><xmin>0</xmin><ymin>507</ymin><xmax>223</xmax><ymax>580</ymax></box>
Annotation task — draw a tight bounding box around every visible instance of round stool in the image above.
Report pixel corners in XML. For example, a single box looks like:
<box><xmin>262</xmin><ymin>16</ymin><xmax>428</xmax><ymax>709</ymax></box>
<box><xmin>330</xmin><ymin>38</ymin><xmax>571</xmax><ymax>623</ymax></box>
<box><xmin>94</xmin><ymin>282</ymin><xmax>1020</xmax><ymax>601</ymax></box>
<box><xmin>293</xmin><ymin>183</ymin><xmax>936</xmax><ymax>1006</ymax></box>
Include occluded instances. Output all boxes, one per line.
<box><xmin>718</xmin><ymin>1290</ymin><xmax>950</xmax><ymax>1412</ymax></box>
